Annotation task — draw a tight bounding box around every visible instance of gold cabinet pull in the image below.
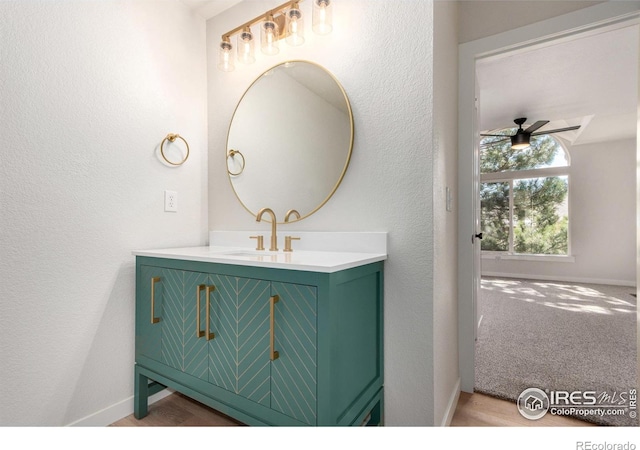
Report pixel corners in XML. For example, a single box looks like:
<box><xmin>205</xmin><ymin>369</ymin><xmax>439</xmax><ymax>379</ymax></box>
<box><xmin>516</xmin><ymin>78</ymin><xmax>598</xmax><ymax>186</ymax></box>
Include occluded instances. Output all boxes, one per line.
<box><xmin>196</xmin><ymin>285</ymin><xmax>206</xmax><ymax>338</ymax></box>
<box><xmin>151</xmin><ymin>277</ymin><xmax>161</xmax><ymax>324</ymax></box>
<box><xmin>205</xmin><ymin>285</ymin><xmax>216</xmax><ymax>341</ymax></box>
<box><xmin>269</xmin><ymin>295</ymin><xmax>279</xmax><ymax>361</ymax></box>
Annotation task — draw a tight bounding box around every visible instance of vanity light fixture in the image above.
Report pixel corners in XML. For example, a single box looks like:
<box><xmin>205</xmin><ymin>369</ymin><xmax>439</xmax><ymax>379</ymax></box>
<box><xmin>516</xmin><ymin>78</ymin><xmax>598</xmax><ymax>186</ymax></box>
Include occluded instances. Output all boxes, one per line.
<box><xmin>217</xmin><ymin>0</ymin><xmax>333</xmax><ymax>72</ymax></box>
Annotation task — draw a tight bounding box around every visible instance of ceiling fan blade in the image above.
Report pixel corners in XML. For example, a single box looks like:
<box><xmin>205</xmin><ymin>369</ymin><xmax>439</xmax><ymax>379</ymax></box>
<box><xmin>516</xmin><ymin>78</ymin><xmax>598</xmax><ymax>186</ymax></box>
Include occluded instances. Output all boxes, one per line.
<box><xmin>531</xmin><ymin>125</ymin><xmax>581</xmax><ymax>136</ymax></box>
<box><xmin>523</xmin><ymin>120</ymin><xmax>549</xmax><ymax>134</ymax></box>
<box><xmin>480</xmin><ymin>133</ymin><xmax>510</xmax><ymax>137</ymax></box>
<box><xmin>480</xmin><ymin>137</ymin><xmax>511</xmax><ymax>145</ymax></box>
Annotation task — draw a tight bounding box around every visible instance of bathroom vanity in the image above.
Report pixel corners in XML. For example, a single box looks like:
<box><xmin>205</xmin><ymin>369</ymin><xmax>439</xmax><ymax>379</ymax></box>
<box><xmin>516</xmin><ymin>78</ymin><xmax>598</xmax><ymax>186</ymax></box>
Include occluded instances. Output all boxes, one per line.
<box><xmin>132</xmin><ymin>61</ymin><xmax>383</xmax><ymax>426</ymax></box>
<box><xmin>133</xmin><ymin>235</ymin><xmax>385</xmax><ymax>426</ymax></box>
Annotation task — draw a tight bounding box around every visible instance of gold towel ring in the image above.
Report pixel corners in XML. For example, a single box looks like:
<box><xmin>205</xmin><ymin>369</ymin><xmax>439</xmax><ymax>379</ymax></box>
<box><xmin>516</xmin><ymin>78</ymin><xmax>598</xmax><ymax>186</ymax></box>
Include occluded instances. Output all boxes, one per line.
<box><xmin>227</xmin><ymin>149</ymin><xmax>245</xmax><ymax>176</ymax></box>
<box><xmin>160</xmin><ymin>133</ymin><xmax>189</xmax><ymax>166</ymax></box>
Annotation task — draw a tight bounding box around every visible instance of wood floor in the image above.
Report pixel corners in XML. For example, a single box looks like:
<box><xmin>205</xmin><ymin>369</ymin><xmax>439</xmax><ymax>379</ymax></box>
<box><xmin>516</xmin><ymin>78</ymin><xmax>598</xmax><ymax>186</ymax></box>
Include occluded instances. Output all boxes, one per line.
<box><xmin>110</xmin><ymin>390</ymin><xmax>595</xmax><ymax>427</ymax></box>
<box><xmin>110</xmin><ymin>392</ymin><xmax>243</xmax><ymax>427</ymax></box>
<box><xmin>450</xmin><ymin>392</ymin><xmax>595</xmax><ymax>427</ymax></box>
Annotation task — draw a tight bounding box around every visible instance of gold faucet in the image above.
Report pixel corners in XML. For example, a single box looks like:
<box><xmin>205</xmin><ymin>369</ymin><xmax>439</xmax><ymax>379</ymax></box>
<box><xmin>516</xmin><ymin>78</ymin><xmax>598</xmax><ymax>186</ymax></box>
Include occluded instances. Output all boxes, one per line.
<box><xmin>284</xmin><ymin>209</ymin><xmax>300</xmax><ymax>222</ymax></box>
<box><xmin>256</xmin><ymin>207</ymin><xmax>278</xmax><ymax>251</ymax></box>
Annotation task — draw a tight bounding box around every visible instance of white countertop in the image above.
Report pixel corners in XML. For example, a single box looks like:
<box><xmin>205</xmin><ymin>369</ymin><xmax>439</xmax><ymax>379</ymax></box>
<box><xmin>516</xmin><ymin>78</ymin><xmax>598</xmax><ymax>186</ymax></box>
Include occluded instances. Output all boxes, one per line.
<box><xmin>132</xmin><ymin>245</ymin><xmax>387</xmax><ymax>273</ymax></box>
<box><xmin>134</xmin><ymin>232</ymin><xmax>387</xmax><ymax>273</ymax></box>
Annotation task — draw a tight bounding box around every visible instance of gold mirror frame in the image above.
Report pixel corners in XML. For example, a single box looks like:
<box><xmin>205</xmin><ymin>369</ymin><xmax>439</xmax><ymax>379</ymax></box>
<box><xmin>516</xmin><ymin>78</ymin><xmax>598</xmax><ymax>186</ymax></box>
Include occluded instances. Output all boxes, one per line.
<box><xmin>226</xmin><ymin>60</ymin><xmax>354</xmax><ymax>224</ymax></box>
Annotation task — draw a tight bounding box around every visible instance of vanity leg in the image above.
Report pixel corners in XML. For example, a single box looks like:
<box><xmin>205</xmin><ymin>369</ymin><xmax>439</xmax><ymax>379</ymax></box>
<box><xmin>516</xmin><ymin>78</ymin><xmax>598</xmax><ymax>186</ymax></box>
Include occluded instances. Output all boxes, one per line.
<box><xmin>366</xmin><ymin>395</ymin><xmax>384</xmax><ymax>426</ymax></box>
<box><xmin>134</xmin><ymin>365</ymin><xmax>149</xmax><ymax>419</ymax></box>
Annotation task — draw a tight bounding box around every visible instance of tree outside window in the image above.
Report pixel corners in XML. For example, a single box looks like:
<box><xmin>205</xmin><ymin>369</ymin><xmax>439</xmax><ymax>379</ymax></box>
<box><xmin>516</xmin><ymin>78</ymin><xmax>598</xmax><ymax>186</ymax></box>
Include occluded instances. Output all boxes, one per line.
<box><xmin>480</xmin><ymin>130</ymin><xmax>569</xmax><ymax>256</ymax></box>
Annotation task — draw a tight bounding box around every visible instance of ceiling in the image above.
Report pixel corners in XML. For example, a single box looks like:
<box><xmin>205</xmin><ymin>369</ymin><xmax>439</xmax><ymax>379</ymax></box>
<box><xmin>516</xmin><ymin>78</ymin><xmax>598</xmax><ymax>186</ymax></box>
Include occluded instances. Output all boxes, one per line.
<box><xmin>180</xmin><ymin>0</ymin><xmax>242</xmax><ymax>19</ymax></box>
<box><xmin>477</xmin><ymin>24</ymin><xmax>639</xmax><ymax>146</ymax></box>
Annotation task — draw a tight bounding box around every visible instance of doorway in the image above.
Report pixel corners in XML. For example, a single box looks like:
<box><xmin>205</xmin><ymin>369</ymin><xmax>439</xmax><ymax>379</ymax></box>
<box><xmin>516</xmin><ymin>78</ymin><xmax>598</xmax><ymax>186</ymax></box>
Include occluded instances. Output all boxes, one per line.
<box><xmin>457</xmin><ymin>2</ymin><xmax>640</xmax><ymax>399</ymax></box>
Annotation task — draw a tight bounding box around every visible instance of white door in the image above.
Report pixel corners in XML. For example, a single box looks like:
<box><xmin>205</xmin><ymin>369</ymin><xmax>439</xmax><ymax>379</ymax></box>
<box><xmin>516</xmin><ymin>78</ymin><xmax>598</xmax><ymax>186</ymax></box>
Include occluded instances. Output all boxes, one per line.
<box><xmin>472</xmin><ymin>78</ymin><xmax>482</xmax><ymax>342</ymax></box>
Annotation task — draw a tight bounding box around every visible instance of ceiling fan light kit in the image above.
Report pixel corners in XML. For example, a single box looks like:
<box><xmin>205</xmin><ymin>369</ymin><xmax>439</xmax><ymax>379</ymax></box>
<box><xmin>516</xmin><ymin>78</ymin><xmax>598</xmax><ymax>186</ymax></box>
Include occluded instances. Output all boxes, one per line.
<box><xmin>510</xmin><ymin>131</ymin><xmax>531</xmax><ymax>150</ymax></box>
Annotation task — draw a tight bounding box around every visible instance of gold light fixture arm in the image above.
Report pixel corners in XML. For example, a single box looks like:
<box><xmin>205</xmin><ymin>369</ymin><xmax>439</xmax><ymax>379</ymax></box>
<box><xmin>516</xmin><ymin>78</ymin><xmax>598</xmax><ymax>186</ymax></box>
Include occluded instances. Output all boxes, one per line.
<box><xmin>221</xmin><ymin>0</ymin><xmax>303</xmax><ymax>41</ymax></box>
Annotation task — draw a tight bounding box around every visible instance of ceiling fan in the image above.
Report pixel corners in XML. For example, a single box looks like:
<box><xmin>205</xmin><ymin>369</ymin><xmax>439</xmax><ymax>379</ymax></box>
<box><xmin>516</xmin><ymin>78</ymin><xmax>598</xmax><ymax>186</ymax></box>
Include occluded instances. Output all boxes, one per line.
<box><xmin>480</xmin><ymin>117</ymin><xmax>581</xmax><ymax>149</ymax></box>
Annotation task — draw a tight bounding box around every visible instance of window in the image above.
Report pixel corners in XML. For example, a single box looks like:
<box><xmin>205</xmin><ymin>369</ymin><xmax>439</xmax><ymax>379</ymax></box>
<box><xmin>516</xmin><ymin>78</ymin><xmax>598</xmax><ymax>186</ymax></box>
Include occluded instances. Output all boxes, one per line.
<box><xmin>480</xmin><ymin>130</ymin><xmax>570</xmax><ymax>256</ymax></box>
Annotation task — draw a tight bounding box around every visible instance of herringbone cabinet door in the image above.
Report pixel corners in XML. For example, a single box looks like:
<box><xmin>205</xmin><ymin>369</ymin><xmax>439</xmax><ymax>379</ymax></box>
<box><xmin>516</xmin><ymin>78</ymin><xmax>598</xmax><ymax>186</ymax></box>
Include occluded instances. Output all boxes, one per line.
<box><xmin>160</xmin><ymin>269</ymin><xmax>209</xmax><ymax>380</ymax></box>
<box><xmin>208</xmin><ymin>274</ymin><xmax>271</xmax><ymax>407</ymax></box>
<box><xmin>270</xmin><ymin>282</ymin><xmax>318</xmax><ymax>425</ymax></box>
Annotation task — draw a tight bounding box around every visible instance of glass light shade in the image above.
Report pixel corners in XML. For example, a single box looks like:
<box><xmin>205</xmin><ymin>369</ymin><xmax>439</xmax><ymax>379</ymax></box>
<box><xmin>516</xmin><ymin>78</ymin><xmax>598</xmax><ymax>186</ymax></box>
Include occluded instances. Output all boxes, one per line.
<box><xmin>237</xmin><ymin>27</ymin><xmax>255</xmax><ymax>64</ymax></box>
<box><xmin>285</xmin><ymin>7</ymin><xmax>305</xmax><ymax>46</ymax></box>
<box><xmin>312</xmin><ymin>0</ymin><xmax>333</xmax><ymax>35</ymax></box>
<box><xmin>217</xmin><ymin>39</ymin><xmax>234</xmax><ymax>72</ymax></box>
<box><xmin>261</xmin><ymin>16</ymin><xmax>280</xmax><ymax>56</ymax></box>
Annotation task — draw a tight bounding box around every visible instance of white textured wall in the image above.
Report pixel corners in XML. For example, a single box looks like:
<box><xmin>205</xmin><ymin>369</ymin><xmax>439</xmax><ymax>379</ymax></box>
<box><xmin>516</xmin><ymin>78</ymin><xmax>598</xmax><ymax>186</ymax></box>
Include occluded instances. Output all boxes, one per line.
<box><xmin>433</xmin><ymin>0</ymin><xmax>460</xmax><ymax>426</ymax></box>
<box><xmin>482</xmin><ymin>138</ymin><xmax>636</xmax><ymax>286</ymax></box>
<box><xmin>208</xmin><ymin>0</ymin><xmax>436</xmax><ymax>425</ymax></box>
<box><xmin>0</xmin><ymin>1</ymin><xmax>207</xmax><ymax>425</ymax></box>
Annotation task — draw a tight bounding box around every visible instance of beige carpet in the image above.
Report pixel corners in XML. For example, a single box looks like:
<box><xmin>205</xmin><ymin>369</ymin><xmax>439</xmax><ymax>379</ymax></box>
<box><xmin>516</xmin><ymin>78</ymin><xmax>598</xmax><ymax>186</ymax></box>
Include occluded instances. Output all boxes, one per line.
<box><xmin>475</xmin><ymin>277</ymin><xmax>637</xmax><ymax>426</ymax></box>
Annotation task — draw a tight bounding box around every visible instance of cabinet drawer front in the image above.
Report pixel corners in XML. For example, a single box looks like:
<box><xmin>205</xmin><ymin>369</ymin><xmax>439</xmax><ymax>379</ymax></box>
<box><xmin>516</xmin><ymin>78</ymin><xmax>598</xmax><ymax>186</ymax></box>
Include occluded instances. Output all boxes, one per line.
<box><xmin>270</xmin><ymin>282</ymin><xmax>318</xmax><ymax>425</ymax></box>
<box><xmin>208</xmin><ymin>274</ymin><xmax>271</xmax><ymax>407</ymax></box>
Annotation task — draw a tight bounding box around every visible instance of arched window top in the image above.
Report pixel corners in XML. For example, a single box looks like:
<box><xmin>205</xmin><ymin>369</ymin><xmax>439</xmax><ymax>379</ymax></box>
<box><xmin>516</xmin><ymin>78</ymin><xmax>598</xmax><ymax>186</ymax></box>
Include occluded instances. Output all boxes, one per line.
<box><xmin>480</xmin><ymin>128</ymin><xmax>570</xmax><ymax>174</ymax></box>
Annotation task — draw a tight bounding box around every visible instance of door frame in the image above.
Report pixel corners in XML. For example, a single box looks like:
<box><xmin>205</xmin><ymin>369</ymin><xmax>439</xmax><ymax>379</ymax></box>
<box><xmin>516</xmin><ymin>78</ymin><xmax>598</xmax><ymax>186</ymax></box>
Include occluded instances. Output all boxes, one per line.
<box><xmin>457</xmin><ymin>1</ymin><xmax>640</xmax><ymax>393</ymax></box>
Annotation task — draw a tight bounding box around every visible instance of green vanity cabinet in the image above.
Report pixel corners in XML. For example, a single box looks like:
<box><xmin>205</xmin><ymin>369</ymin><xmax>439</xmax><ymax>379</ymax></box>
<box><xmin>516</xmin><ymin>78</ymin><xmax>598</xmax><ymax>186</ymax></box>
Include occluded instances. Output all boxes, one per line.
<box><xmin>134</xmin><ymin>256</ymin><xmax>384</xmax><ymax>426</ymax></box>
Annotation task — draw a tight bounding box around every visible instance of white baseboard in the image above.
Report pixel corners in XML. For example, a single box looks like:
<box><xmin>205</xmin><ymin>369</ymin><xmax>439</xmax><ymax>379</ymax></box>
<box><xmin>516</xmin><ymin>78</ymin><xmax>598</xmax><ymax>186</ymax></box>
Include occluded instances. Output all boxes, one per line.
<box><xmin>441</xmin><ymin>377</ymin><xmax>461</xmax><ymax>427</ymax></box>
<box><xmin>482</xmin><ymin>271</ymin><xmax>636</xmax><ymax>288</ymax></box>
<box><xmin>66</xmin><ymin>388</ymin><xmax>174</xmax><ymax>427</ymax></box>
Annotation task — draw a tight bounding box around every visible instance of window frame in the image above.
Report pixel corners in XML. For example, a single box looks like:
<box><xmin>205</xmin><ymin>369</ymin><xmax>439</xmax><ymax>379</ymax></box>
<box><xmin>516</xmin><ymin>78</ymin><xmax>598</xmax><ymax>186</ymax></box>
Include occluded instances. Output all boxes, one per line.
<box><xmin>480</xmin><ymin>135</ymin><xmax>573</xmax><ymax>260</ymax></box>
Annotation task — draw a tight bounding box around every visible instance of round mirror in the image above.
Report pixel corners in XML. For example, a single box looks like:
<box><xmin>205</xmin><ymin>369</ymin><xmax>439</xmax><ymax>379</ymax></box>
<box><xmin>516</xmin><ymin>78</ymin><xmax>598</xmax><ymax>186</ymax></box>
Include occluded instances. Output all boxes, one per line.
<box><xmin>226</xmin><ymin>60</ymin><xmax>353</xmax><ymax>223</ymax></box>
